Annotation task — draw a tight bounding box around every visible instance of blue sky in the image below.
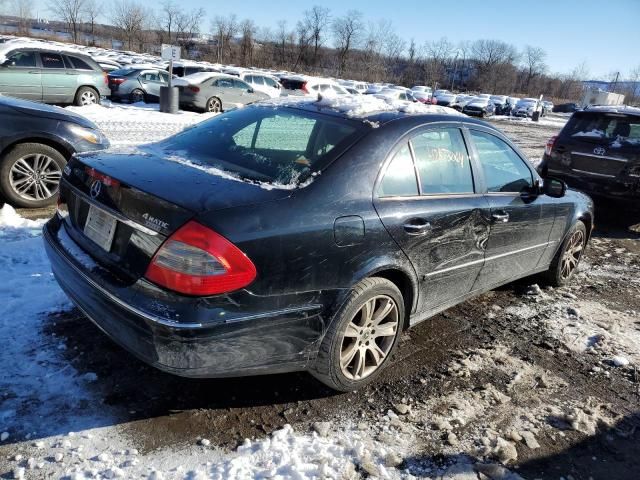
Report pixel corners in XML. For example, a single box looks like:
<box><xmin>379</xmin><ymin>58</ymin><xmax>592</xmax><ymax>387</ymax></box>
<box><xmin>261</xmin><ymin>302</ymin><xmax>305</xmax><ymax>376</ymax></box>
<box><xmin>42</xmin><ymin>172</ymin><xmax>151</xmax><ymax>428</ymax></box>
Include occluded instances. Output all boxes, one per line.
<box><xmin>35</xmin><ymin>0</ymin><xmax>640</xmax><ymax>78</ymax></box>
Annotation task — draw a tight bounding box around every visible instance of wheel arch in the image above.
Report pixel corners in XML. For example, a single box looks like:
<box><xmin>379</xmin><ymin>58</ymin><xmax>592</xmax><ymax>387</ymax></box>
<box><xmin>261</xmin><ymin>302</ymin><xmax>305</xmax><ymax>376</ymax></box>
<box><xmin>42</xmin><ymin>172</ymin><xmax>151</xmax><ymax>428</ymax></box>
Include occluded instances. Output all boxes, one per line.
<box><xmin>0</xmin><ymin>136</ymin><xmax>73</xmax><ymax>161</ymax></box>
<box><xmin>371</xmin><ymin>267</ymin><xmax>416</xmax><ymax>331</ymax></box>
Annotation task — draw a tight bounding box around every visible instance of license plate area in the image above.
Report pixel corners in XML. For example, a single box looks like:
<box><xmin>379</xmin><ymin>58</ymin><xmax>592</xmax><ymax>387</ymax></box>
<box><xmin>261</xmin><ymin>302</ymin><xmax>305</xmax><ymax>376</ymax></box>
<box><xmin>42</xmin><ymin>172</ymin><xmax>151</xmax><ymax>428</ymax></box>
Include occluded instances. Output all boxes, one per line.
<box><xmin>84</xmin><ymin>204</ymin><xmax>118</xmax><ymax>252</ymax></box>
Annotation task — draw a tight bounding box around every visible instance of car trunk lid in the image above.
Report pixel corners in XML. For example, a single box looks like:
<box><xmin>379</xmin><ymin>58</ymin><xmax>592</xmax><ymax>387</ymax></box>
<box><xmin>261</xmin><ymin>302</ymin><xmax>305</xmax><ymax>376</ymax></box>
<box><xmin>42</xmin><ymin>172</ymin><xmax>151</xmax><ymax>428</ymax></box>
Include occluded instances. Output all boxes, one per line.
<box><xmin>59</xmin><ymin>151</ymin><xmax>291</xmax><ymax>283</ymax></box>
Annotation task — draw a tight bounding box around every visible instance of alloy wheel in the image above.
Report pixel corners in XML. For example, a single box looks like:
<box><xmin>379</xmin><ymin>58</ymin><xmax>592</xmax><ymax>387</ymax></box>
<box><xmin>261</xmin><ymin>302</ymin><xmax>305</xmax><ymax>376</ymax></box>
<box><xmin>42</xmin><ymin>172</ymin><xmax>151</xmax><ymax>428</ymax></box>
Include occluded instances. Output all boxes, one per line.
<box><xmin>207</xmin><ymin>98</ymin><xmax>221</xmax><ymax>112</ymax></box>
<box><xmin>80</xmin><ymin>90</ymin><xmax>97</xmax><ymax>105</ymax></box>
<box><xmin>340</xmin><ymin>295</ymin><xmax>399</xmax><ymax>381</ymax></box>
<box><xmin>9</xmin><ymin>154</ymin><xmax>62</xmax><ymax>202</ymax></box>
<box><xmin>561</xmin><ymin>229</ymin><xmax>584</xmax><ymax>279</ymax></box>
<box><xmin>131</xmin><ymin>90</ymin><xmax>145</xmax><ymax>103</ymax></box>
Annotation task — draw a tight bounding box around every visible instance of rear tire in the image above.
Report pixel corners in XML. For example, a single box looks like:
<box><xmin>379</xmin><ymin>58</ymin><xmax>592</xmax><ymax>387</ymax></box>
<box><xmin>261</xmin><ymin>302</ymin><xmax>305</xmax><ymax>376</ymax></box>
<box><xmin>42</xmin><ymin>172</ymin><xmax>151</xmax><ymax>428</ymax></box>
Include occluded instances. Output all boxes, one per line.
<box><xmin>129</xmin><ymin>89</ymin><xmax>146</xmax><ymax>103</ymax></box>
<box><xmin>543</xmin><ymin>220</ymin><xmax>587</xmax><ymax>287</ymax></box>
<box><xmin>310</xmin><ymin>277</ymin><xmax>404</xmax><ymax>392</ymax></box>
<box><xmin>0</xmin><ymin>143</ymin><xmax>66</xmax><ymax>208</ymax></box>
<box><xmin>205</xmin><ymin>97</ymin><xmax>222</xmax><ymax>113</ymax></box>
<box><xmin>74</xmin><ymin>86</ymin><xmax>100</xmax><ymax>106</ymax></box>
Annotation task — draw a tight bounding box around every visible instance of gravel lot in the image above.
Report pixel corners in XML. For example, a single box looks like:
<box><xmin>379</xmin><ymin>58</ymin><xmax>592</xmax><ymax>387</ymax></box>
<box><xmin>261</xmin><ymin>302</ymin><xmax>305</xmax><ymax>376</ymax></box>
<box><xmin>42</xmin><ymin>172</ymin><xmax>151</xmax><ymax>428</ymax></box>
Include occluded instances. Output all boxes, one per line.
<box><xmin>3</xmin><ymin>110</ymin><xmax>640</xmax><ymax>479</ymax></box>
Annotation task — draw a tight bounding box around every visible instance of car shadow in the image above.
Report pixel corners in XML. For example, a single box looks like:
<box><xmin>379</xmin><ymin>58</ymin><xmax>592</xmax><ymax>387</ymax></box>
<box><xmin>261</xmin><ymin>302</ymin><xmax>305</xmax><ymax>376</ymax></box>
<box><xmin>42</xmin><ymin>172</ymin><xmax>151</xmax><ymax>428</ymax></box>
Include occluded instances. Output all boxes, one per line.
<box><xmin>399</xmin><ymin>413</ymin><xmax>640</xmax><ymax>480</ymax></box>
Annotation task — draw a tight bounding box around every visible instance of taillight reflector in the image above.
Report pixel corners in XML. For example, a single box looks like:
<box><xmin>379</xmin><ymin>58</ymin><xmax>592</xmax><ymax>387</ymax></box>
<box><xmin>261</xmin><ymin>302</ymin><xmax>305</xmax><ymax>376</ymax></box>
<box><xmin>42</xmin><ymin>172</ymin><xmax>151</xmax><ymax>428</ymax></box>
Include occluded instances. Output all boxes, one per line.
<box><xmin>188</xmin><ymin>86</ymin><xmax>200</xmax><ymax>93</ymax></box>
<box><xmin>145</xmin><ymin>221</ymin><xmax>257</xmax><ymax>296</ymax></box>
<box><xmin>545</xmin><ymin>135</ymin><xmax>558</xmax><ymax>156</ymax></box>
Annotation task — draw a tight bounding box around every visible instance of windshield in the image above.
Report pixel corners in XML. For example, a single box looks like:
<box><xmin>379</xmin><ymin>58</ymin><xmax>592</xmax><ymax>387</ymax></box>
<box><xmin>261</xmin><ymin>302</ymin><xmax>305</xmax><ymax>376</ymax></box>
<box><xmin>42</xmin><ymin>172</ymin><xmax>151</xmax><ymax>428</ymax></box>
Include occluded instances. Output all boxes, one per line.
<box><xmin>153</xmin><ymin>107</ymin><xmax>364</xmax><ymax>186</ymax></box>
<box><xmin>565</xmin><ymin>113</ymin><xmax>640</xmax><ymax>146</ymax></box>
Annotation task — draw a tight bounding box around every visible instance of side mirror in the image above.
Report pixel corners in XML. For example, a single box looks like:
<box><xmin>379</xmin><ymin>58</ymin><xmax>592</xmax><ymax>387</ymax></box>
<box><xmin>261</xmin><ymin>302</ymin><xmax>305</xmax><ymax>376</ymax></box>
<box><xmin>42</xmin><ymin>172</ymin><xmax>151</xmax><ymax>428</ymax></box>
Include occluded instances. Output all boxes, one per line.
<box><xmin>247</xmin><ymin>88</ymin><xmax>254</xmax><ymax>93</ymax></box>
<box><xmin>542</xmin><ymin>177</ymin><xmax>566</xmax><ymax>198</ymax></box>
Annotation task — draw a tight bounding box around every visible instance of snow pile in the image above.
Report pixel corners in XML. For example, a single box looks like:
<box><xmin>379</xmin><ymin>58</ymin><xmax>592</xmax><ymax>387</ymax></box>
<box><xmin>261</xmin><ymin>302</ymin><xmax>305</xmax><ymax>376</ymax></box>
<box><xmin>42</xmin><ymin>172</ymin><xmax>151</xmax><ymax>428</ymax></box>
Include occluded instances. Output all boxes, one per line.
<box><xmin>263</xmin><ymin>94</ymin><xmax>462</xmax><ymax>120</ymax></box>
<box><xmin>0</xmin><ymin>206</ymin><xmax>99</xmax><ymax>441</ymax></box>
<box><xmin>65</xmin><ymin>102</ymin><xmax>216</xmax><ymax>146</ymax></box>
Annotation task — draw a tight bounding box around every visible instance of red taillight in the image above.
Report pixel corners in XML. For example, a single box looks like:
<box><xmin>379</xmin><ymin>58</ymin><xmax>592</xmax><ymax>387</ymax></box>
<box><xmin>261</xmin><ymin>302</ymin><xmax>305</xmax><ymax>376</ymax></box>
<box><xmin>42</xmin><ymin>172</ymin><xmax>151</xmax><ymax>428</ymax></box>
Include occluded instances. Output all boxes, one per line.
<box><xmin>301</xmin><ymin>82</ymin><xmax>309</xmax><ymax>94</ymax></box>
<box><xmin>85</xmin><ymin>167</ymin><xmax>120</xmax><ymax>187</ymax></box>
<box><xmin>110</xmin><ymin>77</ymin><xmax>125</xmax><ymax>85</ymax></box>
<box><xmin>188</xmin><ymin>85</ymin><xmax>200</xmax><ymax>93</ymax></box>
<box><xmin>545</xmin><ymin>135</ymin><xmax>558</xmax><ymax>156</ymax></box>
<box><xmin>145</xmin><ymin>221</ymin><xmax>257</xmax><ymax>296</ymax></box>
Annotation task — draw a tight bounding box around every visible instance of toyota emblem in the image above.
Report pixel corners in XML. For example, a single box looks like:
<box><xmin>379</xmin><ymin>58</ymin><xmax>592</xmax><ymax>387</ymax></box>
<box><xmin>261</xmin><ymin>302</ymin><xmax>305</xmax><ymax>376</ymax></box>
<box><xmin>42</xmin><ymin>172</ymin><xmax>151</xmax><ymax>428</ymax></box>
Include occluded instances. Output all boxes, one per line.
<box><xmin>593</xmin><ymin>146</ymin><xmax>606</xmax><ymax>156</ymax></box>
<box><xmin>89</xmin><ymin>180</ymin><xmax>102</xmax><ymax>199</ymax></box>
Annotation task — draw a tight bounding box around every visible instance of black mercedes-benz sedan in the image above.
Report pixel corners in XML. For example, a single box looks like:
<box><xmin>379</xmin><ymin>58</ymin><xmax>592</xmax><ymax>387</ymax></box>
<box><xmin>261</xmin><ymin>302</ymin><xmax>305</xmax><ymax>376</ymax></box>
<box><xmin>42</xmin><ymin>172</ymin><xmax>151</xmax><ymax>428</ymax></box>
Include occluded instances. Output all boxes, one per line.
<box><xmin>44</xmin><ymin>97</ymin><xmax>593</xmax><ymax>391</ymax></box>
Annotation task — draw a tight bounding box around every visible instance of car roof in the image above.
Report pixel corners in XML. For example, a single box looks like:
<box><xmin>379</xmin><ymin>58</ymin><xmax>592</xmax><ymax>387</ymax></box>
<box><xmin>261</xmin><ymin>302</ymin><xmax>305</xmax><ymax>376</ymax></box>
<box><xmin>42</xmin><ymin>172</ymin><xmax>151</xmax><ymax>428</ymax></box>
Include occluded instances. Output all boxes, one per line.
<box><xmin>581</xmin><ymin>105</ymin><xmax>640</xmax><ymax>117</ymax></box>
<box><xmin>248</xmin><ymin>95</ymin><xmax>498</xmax><ymax>129</ymax></box>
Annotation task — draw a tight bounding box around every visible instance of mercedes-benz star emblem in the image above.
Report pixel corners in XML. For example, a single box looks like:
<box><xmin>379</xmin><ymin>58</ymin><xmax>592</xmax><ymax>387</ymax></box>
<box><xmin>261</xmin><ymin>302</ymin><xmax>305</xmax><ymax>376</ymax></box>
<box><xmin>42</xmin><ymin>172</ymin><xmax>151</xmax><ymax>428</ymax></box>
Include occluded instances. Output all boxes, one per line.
<box><xmin>593</xmin><ymin>146</ymin><xmax>606</xmax><ymax>156</ymax></box>
<box><xmin>90</xmin><ymin>180</ymin><xmax>102</xmax><ymax>199</ymax></box>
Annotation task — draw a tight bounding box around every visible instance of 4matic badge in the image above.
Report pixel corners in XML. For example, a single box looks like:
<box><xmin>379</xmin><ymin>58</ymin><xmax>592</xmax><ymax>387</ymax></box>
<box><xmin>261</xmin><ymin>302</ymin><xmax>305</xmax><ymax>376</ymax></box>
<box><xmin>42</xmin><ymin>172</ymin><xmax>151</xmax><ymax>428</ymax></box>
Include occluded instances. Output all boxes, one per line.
<box><xmin>142</xmin><ymin>213</ymin><xmax>169</xmax><ymax>230</ymax></box>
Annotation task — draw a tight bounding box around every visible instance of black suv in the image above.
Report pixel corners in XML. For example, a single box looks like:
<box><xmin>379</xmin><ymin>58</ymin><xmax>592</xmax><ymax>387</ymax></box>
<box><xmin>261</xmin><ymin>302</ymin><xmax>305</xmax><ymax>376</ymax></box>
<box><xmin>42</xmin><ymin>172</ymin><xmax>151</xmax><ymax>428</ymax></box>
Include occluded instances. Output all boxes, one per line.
<box><xmin>538</xmin><ymin>106</ymin><xmax>640</xmax><ymax>206</ymax></box>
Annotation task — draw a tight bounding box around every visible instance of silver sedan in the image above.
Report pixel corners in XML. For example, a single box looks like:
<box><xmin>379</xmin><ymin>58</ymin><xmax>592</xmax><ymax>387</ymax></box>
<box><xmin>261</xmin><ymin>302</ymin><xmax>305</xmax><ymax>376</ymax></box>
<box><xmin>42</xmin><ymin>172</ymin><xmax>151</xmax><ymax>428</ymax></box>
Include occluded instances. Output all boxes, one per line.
<box><xmin>178</xmin><ymin>74</ymin><xmax>269</xmax><ymax>113</ymax></box>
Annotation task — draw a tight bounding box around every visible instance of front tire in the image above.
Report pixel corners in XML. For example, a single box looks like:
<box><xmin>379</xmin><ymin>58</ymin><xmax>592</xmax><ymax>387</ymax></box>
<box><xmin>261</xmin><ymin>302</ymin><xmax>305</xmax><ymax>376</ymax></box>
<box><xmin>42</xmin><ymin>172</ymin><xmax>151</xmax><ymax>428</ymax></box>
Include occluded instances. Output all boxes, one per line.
<box><xmin>543</xmin><ymin>221</ymin><xmax>587</xmax><ymax>287</ymax></box>
<box><xmin>0</xmin><ymin>143</ymin><xmax>66</xmax><ymax>208</ymax></box>
<box><xmin>74</xmin><ymin>86</ymin><xmax>99</xmax><ymax>106</ymax></box>
<box><xmin>310</xmin><ymin>277</ymin><xmax>404</xmax><ymax>392</ymax></box>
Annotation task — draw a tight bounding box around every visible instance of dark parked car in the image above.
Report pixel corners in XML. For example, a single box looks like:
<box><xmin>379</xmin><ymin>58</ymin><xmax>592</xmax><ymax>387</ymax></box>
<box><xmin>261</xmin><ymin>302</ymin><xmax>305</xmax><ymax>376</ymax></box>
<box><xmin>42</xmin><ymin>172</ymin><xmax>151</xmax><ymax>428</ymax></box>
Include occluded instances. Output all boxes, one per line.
<box><xmin>553</xmin><ymin>103</ymin><xmax>578</xmax><ymax>113</ymax></box>
<box><xmin>462</xmin><ymin>98</ymin><xmax>496</xmax><ymax>117</ymax></box>
<box><xmin>0</xmin><ymin>96</ymin><xmax>109</xmax><ymax>208</ymax></box>
<box><xmin>538</xmin><ymin>106</ymin><xmax>640</xmax><ymax>206</ymax></box>
<box><xmin>44</xmin><ymin>99</ymin><xmax>593</xmax><ymax>391</ymax></box>
<box><xmin>108</xmin><ymin>68</ymin><xmax>170</xmax><ymax>103</ymax></box>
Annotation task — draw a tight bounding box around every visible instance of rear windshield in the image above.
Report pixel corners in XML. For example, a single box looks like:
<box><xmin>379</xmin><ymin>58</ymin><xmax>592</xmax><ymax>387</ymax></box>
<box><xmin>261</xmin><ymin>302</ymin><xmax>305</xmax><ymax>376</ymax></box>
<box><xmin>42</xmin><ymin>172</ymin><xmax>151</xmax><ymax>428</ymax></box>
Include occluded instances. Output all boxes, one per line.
<box><xmin>281</xmin><ymin>78</ymin><xmax>305</xmax><ymax>90</ymax></box>
<box><xmin>153</xmin><ymin>107</ymin><xmax>364</xmax><ymax>186</ymax></box>
<box><xmin>564</xmin><ymin>112</ymin><xmax>640</xmax><ymax>146</ymax></box>
<box><xmin>109</xmin><ymin>68</ymin><xmax>138</xmax><ymax>76</ymax></box>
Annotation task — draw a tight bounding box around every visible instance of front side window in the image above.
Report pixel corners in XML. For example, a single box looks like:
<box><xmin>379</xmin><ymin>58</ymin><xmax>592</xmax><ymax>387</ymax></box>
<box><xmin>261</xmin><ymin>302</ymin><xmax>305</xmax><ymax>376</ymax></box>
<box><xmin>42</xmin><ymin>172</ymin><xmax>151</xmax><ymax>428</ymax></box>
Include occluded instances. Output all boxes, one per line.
<box><xmin>264</xmin><ymin>77</ymin><xmax>278</xmax><ymax>88</ymax></box>
<box><xmin>155</xmin><ymin>108</ymin><xmax>362</xmax><ymax>186</ymax></box>
<box><xmin>470</xmin><ymin>130</ymin><xmax>532</xmax><ymax>193</ymax></box>
<box><xmin>411</xmin><ymin>128</ymin><xmax>474</xmax><ymax>194</ymax></box>
<box><xmin>41</xmin><ymin>53</ymin><xmax>65</xmax><ymax>69</ymax></box>
<box><xmin>379</xmin><ymin>144</ymin><xmax>419</xmax><ymax>197</ymax></box>
<box><xmin>5</xmin><ymin>51</ymin><xmax>36</xmax><ymax>67</ymax></box>
<box><xmin>233</xmin><ymin>79</ymin><xmax>250</xmax><ymax>90</ymax></box>
<box><xmin>252</xmin><ymin>76</ymin><xmax>265</xmax><ymax>86</ymax></box>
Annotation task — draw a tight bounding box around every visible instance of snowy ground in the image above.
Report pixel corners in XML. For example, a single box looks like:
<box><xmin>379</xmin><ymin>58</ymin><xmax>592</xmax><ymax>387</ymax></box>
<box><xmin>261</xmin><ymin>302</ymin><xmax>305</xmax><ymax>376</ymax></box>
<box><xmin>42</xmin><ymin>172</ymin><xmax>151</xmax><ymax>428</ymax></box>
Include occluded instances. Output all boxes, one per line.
<box><xmin>2</xmin><ymin>106</ymin><xmax>640</xmax><ymax>480</ymax></box>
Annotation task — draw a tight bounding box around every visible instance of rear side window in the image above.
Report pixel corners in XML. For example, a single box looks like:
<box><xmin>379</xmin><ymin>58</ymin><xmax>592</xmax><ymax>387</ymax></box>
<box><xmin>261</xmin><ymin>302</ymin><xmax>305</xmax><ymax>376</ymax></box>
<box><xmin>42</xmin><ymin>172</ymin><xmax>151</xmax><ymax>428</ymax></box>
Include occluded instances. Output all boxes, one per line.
<box><xmin>69</xmin><ymin>56</ymin><xmax>93</xmax><ymax>70</ymax></box>
<box><xmin>411</xmin><ymin>128</ymin><xmax>474</xmax><ymax>194</ymax></box>
<box><xmin>6</xmin><ymin>51</ymin><xmax>35</xmax><ymax>67</ymax></box>
<box><xmin>281</xmin><ymin>78</ymin><xmax>305</xmax><ymax>90</ymax></box>
<box><xmin>470</xmin><ymin>130</ymin><xmax>532</xmax><ymax>193</ymax></box>
<box><xmin>565</xmin><ymin>113</ymin><xmax>640</xmax><ymax>146</ymax></box>
<box><xmin>252</xmin><ymin>75</ymin><xmax>265</xmax><ymax>85</ymax></box>
<box><xmin>41</xmin><ymin>53</ymin><xmax>65</xmax><ymax>69</ymax></box>
<box><xmin>157</xmin><ymin>108</ymin><xmax>361</xmax><ymax>186</ymax></box>
<box><xmin>379</xmin><ymin>144</ymin><xmax>419</xmax><ymax>197</ymax></box>
<box><xmin>213</xmin><ymin>78</ymin><xmax>233</xmax><ymax>88</ymax></box>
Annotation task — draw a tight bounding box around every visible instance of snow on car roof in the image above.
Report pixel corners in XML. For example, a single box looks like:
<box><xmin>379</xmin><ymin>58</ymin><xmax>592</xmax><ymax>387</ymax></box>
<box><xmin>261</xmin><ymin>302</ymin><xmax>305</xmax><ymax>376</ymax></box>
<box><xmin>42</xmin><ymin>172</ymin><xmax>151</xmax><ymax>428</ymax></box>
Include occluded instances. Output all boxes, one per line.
<box><xmin>583</xmin><ymin>105</ymin><xmax>640</xmax><ymax>116</ymax></box>
<box><xmin>172</xmin><ymin>71</ymin><xmax>236</xmax><ymax>85</ymax></box>
<box><xmin>260</xmin><ymin>94</ymin><xmax>463</xmax><ymax>121</ymax></box>
<box><xmin>0</xmin><ymin>38</ymin><xmax>87</xmax><ymax>63</ymax></box>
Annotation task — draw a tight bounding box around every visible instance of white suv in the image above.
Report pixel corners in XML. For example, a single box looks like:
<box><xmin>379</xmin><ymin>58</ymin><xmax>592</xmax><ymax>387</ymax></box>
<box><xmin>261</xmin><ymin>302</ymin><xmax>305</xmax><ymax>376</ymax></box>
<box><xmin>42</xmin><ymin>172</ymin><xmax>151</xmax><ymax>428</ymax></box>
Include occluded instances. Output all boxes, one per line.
<box><xmin>281</xmin><ymin>76</ymin><xmax>348</xmax><ymax>97</ymax></box>
<box><xmin>239</xmin><ymin>72</ymin><xmax>282</xmax><ymax>99</ymax></box>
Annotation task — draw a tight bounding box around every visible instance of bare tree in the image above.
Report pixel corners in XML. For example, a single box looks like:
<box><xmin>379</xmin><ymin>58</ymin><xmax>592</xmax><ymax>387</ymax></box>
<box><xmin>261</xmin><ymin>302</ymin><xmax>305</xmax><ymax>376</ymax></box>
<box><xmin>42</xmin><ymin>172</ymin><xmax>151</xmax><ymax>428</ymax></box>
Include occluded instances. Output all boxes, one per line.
<box><xmin>211</xmin><ymin>14</ymin><xmax>237</xmax><ymax>63</ymax></box>
<box><xmin>471</xmin><ymin>39</ymin><xmax>519</xmax><ymax>91</ymax></box>
<box><xmin>158</xmin><ymin>0</ymin><xmax>180</xmax><ymax>44</ymax></box>
<box><xmin>239</xmin><ymin>19</ymin><xmax>256</xmax><ymax>66</ymax></box>
<box><xmin>111</xmin><ymin>0</ymin><xmax>144</xmax><ymax>50</ymax></box>
<box><xmin>48</xmin><ymin>0</ymin><xmax>85</xmax><ymax>44</ymax></box>
<box><xmin>522</xmin><ymin>45</ymin><xmax>547</xmax><ymax>90</ymax></box>
<box><xmin>302</xmin><ymin>6</ymin><xmax>330</xmax><ymax>69</ymax></box>
<box><xmin>12</xmin><ymin>0</ymin><xmax>33</xmax><ymax>34</ymax></box>
<box><xmin>332</xmin><ymin>10</ymin><xmax>364</xmax><ymax>76</ymax></box>
<box><xmin>175</xmin><ymin>7</ymin><xmax>204</xmax><ymax>43</ymax></box>
<box><xmin>83</xmin><ymin>0</ymin><xmax>103</xmax><ymax>44</ymax></box>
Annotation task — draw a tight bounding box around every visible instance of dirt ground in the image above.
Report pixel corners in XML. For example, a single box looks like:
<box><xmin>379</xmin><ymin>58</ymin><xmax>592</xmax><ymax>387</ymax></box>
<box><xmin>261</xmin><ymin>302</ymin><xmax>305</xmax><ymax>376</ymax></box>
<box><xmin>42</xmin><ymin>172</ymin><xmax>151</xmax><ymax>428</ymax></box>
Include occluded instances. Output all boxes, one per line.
<box><xmin>9</xmin><ymin>114</ymin><xmax>640</xmax><ymax>479</ymax></box>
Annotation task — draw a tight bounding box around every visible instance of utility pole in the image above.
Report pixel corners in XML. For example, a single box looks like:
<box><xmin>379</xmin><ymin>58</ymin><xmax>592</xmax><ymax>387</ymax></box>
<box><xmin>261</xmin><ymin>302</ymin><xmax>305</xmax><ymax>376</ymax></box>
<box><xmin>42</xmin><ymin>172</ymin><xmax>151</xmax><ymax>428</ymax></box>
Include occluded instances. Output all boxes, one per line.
<box><xmin>611</xmin><ymin>71</ymin><xmax>620</xmax><ymax>93</ymax></box>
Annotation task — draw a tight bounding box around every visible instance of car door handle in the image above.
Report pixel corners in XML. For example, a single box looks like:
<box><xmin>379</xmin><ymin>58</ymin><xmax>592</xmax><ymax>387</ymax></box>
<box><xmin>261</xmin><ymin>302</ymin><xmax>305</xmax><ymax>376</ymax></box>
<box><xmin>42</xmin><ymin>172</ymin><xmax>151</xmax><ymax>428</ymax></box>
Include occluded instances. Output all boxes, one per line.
<box><xmin>403</xmin><ymin>220</ymin><xmax>432</xmax><ymax>235</ymax></box>
<box><xmin>491</xmin><ymin>212</ymin><xmax>510</xmax><ymax>223</ymax></box>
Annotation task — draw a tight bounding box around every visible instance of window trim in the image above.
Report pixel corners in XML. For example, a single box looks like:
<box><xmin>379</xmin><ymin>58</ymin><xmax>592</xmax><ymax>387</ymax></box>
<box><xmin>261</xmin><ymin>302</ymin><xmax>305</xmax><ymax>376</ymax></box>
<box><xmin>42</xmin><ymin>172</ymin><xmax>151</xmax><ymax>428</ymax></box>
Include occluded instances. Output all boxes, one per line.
<box><xmin>376</xmin><ymin>124</ymin><xmax>478</xmax><ymax>200</ymax></box>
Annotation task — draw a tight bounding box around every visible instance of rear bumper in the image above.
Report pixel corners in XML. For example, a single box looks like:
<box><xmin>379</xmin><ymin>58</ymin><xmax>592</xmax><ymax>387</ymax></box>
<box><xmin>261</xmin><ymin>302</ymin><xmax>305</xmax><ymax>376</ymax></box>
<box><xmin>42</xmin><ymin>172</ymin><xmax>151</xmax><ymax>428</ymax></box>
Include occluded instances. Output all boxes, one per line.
<box><xmin>540</xmin><ymin>162</ymin><xmax>640</xmax><ymax>204</ymax></box>
<box><xmin>43</xmin><ymin>217</ymin><xmax>327</xmax><ymax>378</ymax></box>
